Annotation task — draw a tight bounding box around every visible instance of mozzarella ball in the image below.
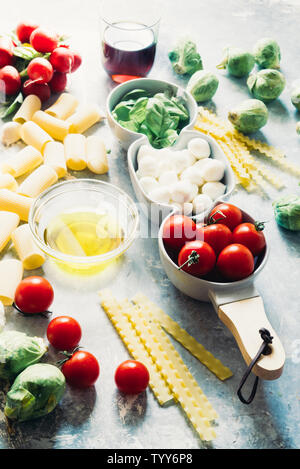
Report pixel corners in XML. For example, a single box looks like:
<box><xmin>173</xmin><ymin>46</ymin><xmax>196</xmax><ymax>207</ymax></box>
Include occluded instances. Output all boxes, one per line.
<box><xmin>192</xmin><ymin>194</ymin><xmax>213</xmax><ymax>214</ymax></box>
<box><xmin>170</xmin><ymin>180</ymin><xmax>198</xmax><ymax>204</ymax></box>
<box><xmin>148</xmin><ymin>186</ymin><xmax>171</xmax><ymax>204</ymax></box>
<box><xmin>139</xmin><ymin>176</ymin><xmax>159</xmax><ymax>194</ymax></box>
<box><xmin>193</xmin><ymin>158</ymin><xmax>210</xmax><ymax>172</ymax></box>
<box><xmin>172</xmin><ymin>202</ymin><xmax>193</xmax><ymax>216</ymax></box>
<box><xmin>181</xmin><ymin>149</ymin><xmax>196</xmax><ymax>166</ymax></box>
<box><xmin>180</xmin><ymin>166</ymin><xmax>204</xmax><ymax>186</ymax></box>
<box><xmin>172</xmin><ymin>150</ymin><xmax>190</xmax><ymax>174</ymax></box>
<box><xmin>201</xmin><ymin>159</ymin><xmax>225</xmax><ymax>182</ymax></box>
<box><xmin>159</xmin><ymin>170</ymin><xmax>178</xmax><ymax>186</ymax></box>
<box><xmin>137</xmin><ymin>144</ymin><xmax>157</xmax><ymax>164</ymax></box>
<box><xmin>1</xmin><ymin>122</ymin><xmax>22</xmax><ymax>146</ymax></box>
<box><xmin>137</xmin><ymin>155</ymin><xmax>158</xmax><ymax>178</ymax></box>
<box><xmin>201</xmin><ymin>181</ymin><xmax>226</xmax><ymax>200</ymax></box>
<box><xmin>188</xmin><ymin>138</ymin><xmax>211</xmax><ymax>159</ymax></box>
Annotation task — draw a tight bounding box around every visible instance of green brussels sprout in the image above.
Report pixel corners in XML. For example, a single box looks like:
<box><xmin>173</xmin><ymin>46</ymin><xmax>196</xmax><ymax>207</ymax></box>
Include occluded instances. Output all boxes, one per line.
<box><xmin>217</xmin><ymin>47</ymin><xmax>255</xmax><ymax>77</ymax></box>
<box><xmin>253</xmin><ymin>38</ymin><xmax>281</xmax><ymax>69</ymax></box>
<box><xmin>291</xmin><ymin>86</ymin><xmax>300</xmax><ymax>111</ymax></box>
<box><xmin>247</xmin><ymin>69</ymin><xmax>285</xmax><ymax>102</ymax></box>
<box><xmin>273</xmin><ymin>195</ymin><xmax>300</xmax><ymax>231</ymax></box>
<box><xmin>228</xmin><ymin>99</ymin><xmax>268</xmax><ymax>134</ymax></box>
<box><xmin>168</xmin><ymin>39</ymin><xmax>203</xmax><ymax>75</ymax></box>
<box><xmin>4</xmin><ymin>364</ymin><xmax>66</xmax><ymax>422</ymax></box>
<box><xmin>186</xmin><ymin>70</ymin><xmax>219</xmax><ymax>103</ymax></box>
<box><xmin>0</xmin><ymin>330</ymin><xmax>47</xmax><ymax>381</ymax></box>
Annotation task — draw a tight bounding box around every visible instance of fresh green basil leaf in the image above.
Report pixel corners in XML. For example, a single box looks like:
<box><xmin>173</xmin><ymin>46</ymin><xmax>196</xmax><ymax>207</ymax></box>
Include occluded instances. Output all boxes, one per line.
<box><xmin>145</xmin><ymin>98</ymin><xmax>166</xmax><ymax>138</ymax></box>
<box><xmin>13</xmin><ymin>45</ymin><xmax>42</xmax><ymax>61</ymax></box>
<box><xmin>113</xmin><ymin>100</ymin><xmax>136</xmax><ymax>121</ymax></box>
<box><xmin>0</xmin><ymin>92</ymin><xmax>23</xmax><ymax>119</ymax></box>
<box><xmin>118</xmin><ymin>120</ymin><xmax>139</xmax><ymax>132</ymax></box>
<box><xmin>121</xmin><ymin>89</ymin><xmax>151</xmax><ymax>101</ymax></box>
<box><xmin>129</xmin><ymin>97</ymin><xmax>148</xmax><ymax>124</ymax></box>
<box><xmin>155</xmin><ymin>129</ymin><xmax>178</xmax><ymax>148</ymax></box>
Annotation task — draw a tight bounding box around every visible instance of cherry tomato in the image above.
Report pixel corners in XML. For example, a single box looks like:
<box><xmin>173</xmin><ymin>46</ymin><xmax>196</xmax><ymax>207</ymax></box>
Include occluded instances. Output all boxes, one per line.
<box><xmin>0</xmin><ymin>66</ymin><xmax>21</xmax><ymax>96</ymax></box>
<box><xmin>115</xmin><ymin>360</ymin><xmax>150</xmax><ymax>394</ymax></box>
<box><xmin>162</xmin><ymin>215</ymin><xmax>197</xmax><ymax>251</ymax></box>
<box><xmin>14</xmin><ymin>276</ymin><xmax>54</xmax><ymax>314</ymax></box>
<box><xmin>70</xmin><ymin>51</ymin><xmax>82</xmax><ymax>72</ymax></box>
<box><xmin>232</xmin><ymin>222</ymin><xmax>266</xmax><ymax>256</ymax></box>
<box><xmin>27</xmin><ymin>57</ymin><xmax>53</xmax><ymax>83</ymax></box>
<box><xmin>30</xmin><ymin>27</ymin><xmax>58</xmax><ymax>53</ymax></box>
<box><xmin>209</xmin><ymin>203</ymin><xmax>243</xmax><ymax>231</ymax></box>
<box><xmin>49</xmin><ymin>71</ymin><xmax>67</xmax><ymax>93</ymax></box>
<box><xmin>16</xmin><ymin>22</ymin><xmax>39</xmax><ymax>43</ymax></box>
<box><xmin>217</xmin><ymin>244</ymin><xmax>254</xmax><ymax>281</ymax></box>
<box><xmin>178</xmin><ymin>240</ymin><xmax>216</xmax><ymax>277</ymax></box>
<box><xmin>50</xmin><ymin>47</ymin><xmax>74</xmax><ymax>73</ymax></box>
<box><xmin>47</xmin><ymin>316</ymin><xmax>82</xmax><ymax>351</ymax></box>
<box><xmin>62</xmin><ymin>351</ymin><xmax>100</xmax><ymax>388</ymax></box>
<box><xmin>196</xmin><ymin>223</ymin><xmax>232</xmax><ymax>255</ymax></box>
<box><xmin>22</xmin><ymin>79</ymin><xmax>51</xmax><ymax>102</ymax></box>
<box><xmin>0</xmin><ymin>37</ymin><xmax>14</xmax><ymax>68</ymax></box>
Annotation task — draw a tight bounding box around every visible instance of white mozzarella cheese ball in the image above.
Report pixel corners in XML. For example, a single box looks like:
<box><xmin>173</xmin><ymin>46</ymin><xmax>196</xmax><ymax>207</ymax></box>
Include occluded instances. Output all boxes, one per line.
<box><xmin>159</xmin><ymin>170</ymin><xmax>178</xmax><ymax>186</ymax></box>
<box><xmin>170</xmin><ymin>180</ymin><xmax>198</xmax><ymax>204</ymax></box>
<box><xmin>139</xmin><ymin>176</ymin><xmax>159</xmax><ymax>194</ymax></box>
<box><xmin>181</xmin><ymin>149</ymin><xmax>196</xmax><ymax>166</ymax></box>
<box><xmin>1</xmin><ymin>122</ymin><xmax>22</xmax><ymax>146</ymax></box>
<box><xmin>148</xmin><ymin>186</ymin><xmax>171</xmax><ymax>204</ymax></box>
<box><xmin>192</xmin><ymin>194</ymin><xmax>213</xmax><ymax>215</ymax></box>
<box><xmin>137</xmin><ymin>155</ymin><xmax>158</xmax><ymax>178</ymax></box>
<box><xmin>201</xmin><ymin>159</ymin><xmax>225</xmax><ymax>182</ymax></box>
<box><xmin>193</xmin><ymin>158</ymin><xmax>210</xmax><ymax>172</ymax></box>
<box><xmin>172</xmin><ymin>150</ymin><xmax>191</xmax><ymax>174</ymax></box>
<box><xmin>171</xmin><ymin>202</ymin><xmax>193</xmax><ymax>216</ymax></box>
<box><xmin>201</xmin><ymin>181</ymin><xmax>226</xmax><ymax>200</ymax></box>
<box><xmin>180</xmin><ymin>166</ymin><xmax>204</xmax><ymax>186</ymax></box>
<box><xmin>137</xmin><ymin>144</ymin><xmax>157</xmax><ymax>164</ymax></box>
<box><xmin>188</xmin><ymin>138</ymin><xmax>211</xmax><ymax>159</ymax></box>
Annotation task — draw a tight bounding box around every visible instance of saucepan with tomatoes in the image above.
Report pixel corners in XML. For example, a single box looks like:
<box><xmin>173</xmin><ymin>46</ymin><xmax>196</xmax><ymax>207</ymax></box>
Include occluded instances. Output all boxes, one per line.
<box><xmin>158</xmin><ymin>202</ymin><xmax>285</xmax><ymax>383</ymax></box>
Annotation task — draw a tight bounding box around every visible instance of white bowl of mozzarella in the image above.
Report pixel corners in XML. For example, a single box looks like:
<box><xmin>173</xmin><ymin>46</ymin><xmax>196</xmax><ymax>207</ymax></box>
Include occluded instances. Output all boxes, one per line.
<box><xmin>127</xmin><ymin>129</ymin><xmax>235</xmax><ymax>224</ymax></box>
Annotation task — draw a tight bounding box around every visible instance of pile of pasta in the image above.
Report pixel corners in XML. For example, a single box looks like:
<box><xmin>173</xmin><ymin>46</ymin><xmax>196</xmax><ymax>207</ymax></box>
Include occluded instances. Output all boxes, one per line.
<box><xmin>0</xmin><ymin>93</ymin><xmax>107</xmax><ymax>307</ymax></box>
<box><xmin>195</xmin><ymin>107</ymin><xmax>300</xmax><ymax>193</ymax></box>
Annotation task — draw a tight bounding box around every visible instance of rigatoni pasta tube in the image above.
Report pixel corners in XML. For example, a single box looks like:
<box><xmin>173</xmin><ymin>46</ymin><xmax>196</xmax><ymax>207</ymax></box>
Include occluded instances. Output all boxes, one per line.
<box><xmin>1</xmin><ymin>122</ymin><xmax>22</xmax><ymax>146</ymax></box>
<box><xmin>66</xmin><ymin>105</ymin><xmax>103</xmax><ymax>134</ymax></box>
<box><xmin>1</xmin><ymin>145</ymin><xmax>43</xmax><ymax>178</ymax></box>
<box><xmin>0</xmin><ymin>259</ymin><xmax>23</xmax><ymax>306</ymax></box>
<box><xmin>13</xmin><ymin>95</ymin><xmax>41</xmax><ymax>124</ymax></box>
<box><xmin>0</xmin><ymin>211</ymin><xmax>20</xmax><ymax>253</ymax></box>
<box><xmin>18</xmin><ymin>165</ymin><xmax>58</xmax><ymax>198</ymax></box>
<box><xmin>0</xmin><ymin>173</ymin><xmax>18</xmax><ymax>191</ymax></box>
<box><xmin>20</xmin><ymin>121</ymin><xmax>53</xmax><ymax>153</ymax></box>
<box><xmin>43</xmin><ymin>142</ymin><xmax>67</xmax><ymax>178</ymax></box>
<box><xmin>45</xmin><ymin>93</ymin><xmax>78</xmax><ymax>120</ymax></box>
<box><xmin>64</xmin><ymin>134</ymin><xmax>87</xmax><ymax>170</ymax></box>
<box><xmin>32</xmin><ymin>111</ymin><xmax>70</xmax><ymax>141</ymax></box>
<box><xmin>0</xmin><ymin>189</ymin><xmax>33</xmax><ymax>221</ymax></box>
<box><xmin>86</xmin><ymin>135</ymin><xmax>108</xmax><ymax>174</ymax></box>
<box><xmin>11</xmin><ymin>224</ymin><xmax>45</xmax><ymax>270</ymax></box>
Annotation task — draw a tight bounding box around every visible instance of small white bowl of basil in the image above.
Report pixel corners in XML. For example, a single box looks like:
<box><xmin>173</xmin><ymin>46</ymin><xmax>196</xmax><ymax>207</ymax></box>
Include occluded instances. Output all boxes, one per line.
<box><xmin>106</xmin><ymin>78</ymin><xmax>198</xmax><ymax>150</ymax></box>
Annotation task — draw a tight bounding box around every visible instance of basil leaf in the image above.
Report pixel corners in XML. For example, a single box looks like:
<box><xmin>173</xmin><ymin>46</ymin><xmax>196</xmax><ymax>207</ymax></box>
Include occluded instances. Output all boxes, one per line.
<box><xmin>129</xmin><ymin>97</ymin><xmax>148</xmax><ymax>124</ymax></box>
<box><xmin>122</xmin><ymin>89</ymin><xmax>151</xmax><ymax>101</ymax></box>
<box><xmin>0</xmin><ymin>92</ymin><xmax>23</xmax><ymax>119</ymax></box>
<box><xmin>145</xmin><ymin>98</ymin><xmax>166</xmax><ymax>138</ymax></box>
<box><xmin>112</xmin><ymin>100</ymin><xmax>136</xmax><ymax>121</ymax></box>
<box><xmin>154</xmin><ymin>129</ymin><xmax>178</xmax><ymax>148</ymax></box>
<box><xmin>13</xmin><ymin>45</ymin><xmax>42</xmax><ymax>61</ymax></box>
<box><xmin>118</xmin><ymin>120</ymin><xmax>139</xmax><ymax>132</ymax></box>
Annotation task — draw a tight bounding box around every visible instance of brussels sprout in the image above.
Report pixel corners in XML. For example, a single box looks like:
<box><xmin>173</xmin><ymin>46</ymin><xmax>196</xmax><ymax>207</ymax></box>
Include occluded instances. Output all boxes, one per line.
<box><xmin>228</xmin><ymin>99</ymin><xmax>268</xmax><ymax>134</ymax></box>
<box><xmin>291</xmin><ymin>86</ymin><xmax>300</xmax><ymax>111</ymax></box>
<box><xmin>217</xmin><ymin>47</ymin><xmax>255</xmax><ymax>77</ymax></box>
<box><xmin>253</xmin><ymin>38</ymin><xmax>281</xmax><ymax>69</ymax></box>
<box><xmin>168</xmin><ymin>39</ymin><xmax>203</xmax><ymax>75</ymax></box>
<box><xmin>273</xmin><ymin>195</ymin><xmax>300</xmax><ymax>231</ymax></box>
<box><xmin>247</xmin><ymin>69</ymin><xmax>285</xmax><ymax>102</ymax></box>
<box><xmin>4</xmin><ymin>364</ymin><xmax>66</xmax><ymax>422</ymax></box>
<box><xmin>0</xmin><ymin>330</ymin><xmax>47</xmax><ymax>381</ymax></box>
<box><xmin>186</xmin><ymin>70</ymin><xmax>219</xmax><ymax>103</ymax></box>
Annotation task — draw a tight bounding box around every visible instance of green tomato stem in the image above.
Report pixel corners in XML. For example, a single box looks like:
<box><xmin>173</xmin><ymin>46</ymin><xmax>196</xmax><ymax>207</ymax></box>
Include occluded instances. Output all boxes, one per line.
<box><xmin>178</xmin><ymin>250</ymin><xmax>200</xmax><ymax>270</ymax></box>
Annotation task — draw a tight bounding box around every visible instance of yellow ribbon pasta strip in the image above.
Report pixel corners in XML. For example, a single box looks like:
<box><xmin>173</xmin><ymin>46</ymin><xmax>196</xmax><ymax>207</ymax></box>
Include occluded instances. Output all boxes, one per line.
<box><xmin>232</xmin><ymin>130</ymin><xmax>286</xmax><ymax>160</ymax></box>
<box><xmin>99</xmin><ymin>290</ymin><xmax>172</xmax><ymax>406</ymax></box>
<box><xmin>133</xmin><ymin>293</ymin><xmax>233</xmax><ymax>381</ymax></box>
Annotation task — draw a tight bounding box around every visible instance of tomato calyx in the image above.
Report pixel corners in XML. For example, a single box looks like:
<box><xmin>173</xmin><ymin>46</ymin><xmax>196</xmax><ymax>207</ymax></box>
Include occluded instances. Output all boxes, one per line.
<box><xmin>57</xmin><ymin>346</ymin><xmax>82</xmax><ymax>366</ymax></box>
<box><xmin>178</xmin><ymin>250</ymin><xmax>200</xmax><ymax>270</ymax></box>
<box><xmin>12</xmin><ymin>302</ymin><xmax>53</xmax><ymax>318</ymax></box>
<box><xmin>192</xmin><ymin>210</ymin><xmax>227</xmax><ymax>226</ymax></box>
<box><xmin>254</xmin><ymin>220</ymin><xmax>268</xmax><ymax>232</ymax></box>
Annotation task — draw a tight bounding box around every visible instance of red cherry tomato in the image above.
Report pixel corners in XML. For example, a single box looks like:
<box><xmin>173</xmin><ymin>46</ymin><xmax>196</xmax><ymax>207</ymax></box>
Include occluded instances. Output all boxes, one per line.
<box><xmin>0</xmin><ymin>66</ymin><xmax>21</xmax><ymax>96</ymax></box>
<box><xmin>178</xmin><ymin>240</ymin><xmax>216</xmax><ymax>277</ymax></box>
<box><xmin>162</xmin><ymin>215</ymin><xmax>197</xmax><ymax>251</ymax></box>
<box><xmin>115</xmin><ymin>360</ymin><xmax>150</xmax><ymax>394</ymax></box>
<box><xmin>30</xmin><ymin>27</ymin><xmax>58</xmax><ymax>53</ymax></box>
<box><xmin>62</xmin><ymin>351</ymin><xmax>100</xmax><ymax>388</ymax></box>
<box><xmin>196</xmin><ymin>223</ymin><xmax>232</xmax><ymax>255</ymax></box>
<box><xmin>209</xmin><ymin>203</ymin><xmax>243</xmax><ymax>231</ymax></box>
<box><xmin>50</xmin><ymin>47</ymin><xmax>74</xmax><ymax>73</ymax></box>
<box><xmin>0</xmin><ymin>37</ymin><xmax>14</xmax><ymax>68</ymax></box>
<box><xmin>14</xmin><ymin>276</ymin><xmax>54</xmax><ymax>314</ymax></box>
<box><xmin>16</xmin><ymin>22</ymin><xmax>39</xmax><ymax>43</ymax></box>
<box><xmin>27</xmin><ymin>57</ymin><xmax>53</xmax><ymax>83</ymax></box>
<box><xmin>47</xmin><ymin>316</ymin><xmax>82</xmax><ymax>351</ymax></box>
<box><xmin>49</xmin><ymin>71</ymin><xmax>67</xmax><ymax>93</ymax></box>
<box><xmin>70</xmin><ymin>51</ymin><xmax>82</xmax><ymax>72</ymax></box>
<box><xmin>22</xmin><ymin>79</ymin><xmax>51</xmax><ymax>102</ymax></box>
<box><xmin>232</xmin><ymin>222</ymin><xmax>266</xmax><ymax>256</ymax></box>
<box><xmin>217</xmin><ymin>244</ymin><xmax>254</xmax><ymax>281</ymax></box>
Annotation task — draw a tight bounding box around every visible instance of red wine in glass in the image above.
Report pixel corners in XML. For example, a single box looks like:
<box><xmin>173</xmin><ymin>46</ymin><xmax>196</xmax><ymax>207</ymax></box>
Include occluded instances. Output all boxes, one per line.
<box><xmin>102</xmin><ymin>21</ymin><xmax>157</xmax><ymax>83</ymax></box>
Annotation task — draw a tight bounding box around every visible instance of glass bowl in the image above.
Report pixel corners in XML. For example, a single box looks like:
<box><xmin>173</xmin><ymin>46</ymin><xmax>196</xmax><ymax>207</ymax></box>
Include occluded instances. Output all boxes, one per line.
<box><xmin>29</xmin><ymin>179</ymin><xmax>139</xmax><ymax>274</ymax></box>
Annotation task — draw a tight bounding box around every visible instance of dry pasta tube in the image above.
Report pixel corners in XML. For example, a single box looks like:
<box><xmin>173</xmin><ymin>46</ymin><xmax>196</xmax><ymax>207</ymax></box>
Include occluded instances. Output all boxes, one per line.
<box><xmin>66</xmin><ymin>105</ymin><xmax>104</xmax><ymax>134</ymax></box>
<box><xmin>43</xmin><ymin>141</ymin><xmax>67</xmax><ymax>178</ymax></box>
<box><xmin>0</xmin><ymin>211</ymin><xmax>20</xmax><ymax>253</ymax></box>
<box><xmin>32</xmin><ymin>110</ymin><xmax>70</xmax><ymax>141</ymax></box>
<box><xmin>13</xmin><ymin>95</ymin><xmax>41</xmax><ymax>124</ymax></box>
<box><xmin>45</xmin><ymin>93</ymin><xmax>78</xmax><ymax>120</ymax></box>
<box><xmin>1</xmin><ymin>145</ymin><xmax>43</xmax><ymax>178</ymax></box>
<box><xmin>20</xmin><ymin>121</ymin><xmax>53</xmax><ymax>153</ymax></box>
<box><xmin>11</xmin><ymin>224</ymin><xmax>45</xmax><ymax>270</ymax></box>
<box><xmin>1</xmin><ymin>122</ymin><xmax>22</xmax><ymax>146</ymax></box>
<box><xmin>0</xmin><ymin>173</ymin><xmax>18</xmax><ymax>191</ymax></box>
<box><xmin>86</xmin><ymin>135</ymin><xmax>108</xmax><ymax>174</ymax></box>
<box><xmin>18</xmin><ymin>165</ymin><xmax>58</xmax><ymax>198</ymax></box>
<box><xmin>0</xmin><ymin>189</ymin><xmax>34</xmax><ymax>221</ymax></box>
<box><xmin>0</xmin><ymin>259</ymin><xmax>23</xmax><ymax>306</ymax></box>
<box><xmin>64</xmin><ymin>134</ymin><xmax>87</xmax><ymax>170</ymax></box>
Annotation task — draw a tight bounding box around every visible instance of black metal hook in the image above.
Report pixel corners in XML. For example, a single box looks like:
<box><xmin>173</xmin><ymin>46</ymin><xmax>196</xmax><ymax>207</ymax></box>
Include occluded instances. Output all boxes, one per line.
<box><xmin>237</xmin><ymin>328</ymin><xmax>273</xmax><ymax>404</ymax></box>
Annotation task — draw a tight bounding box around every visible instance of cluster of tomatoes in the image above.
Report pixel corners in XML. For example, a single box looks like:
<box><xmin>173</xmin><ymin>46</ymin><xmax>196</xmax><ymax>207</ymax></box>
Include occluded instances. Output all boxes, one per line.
<box><xmin>0</xmin><ymin>21</ymin><xmax>82</xmax><ymax>102</ymax></box>
<box><xmin>13</xmin><ymin>276</ymin><xmax>149</xmax><ymax>394</ymax></box>
<box><xmin>162</xmin><ymin>203</ymin><xmax>266</xmax><ymax>282</ymax></box>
